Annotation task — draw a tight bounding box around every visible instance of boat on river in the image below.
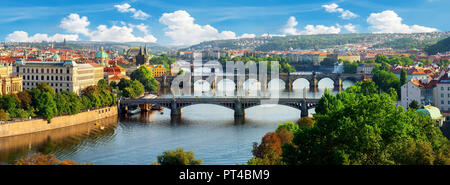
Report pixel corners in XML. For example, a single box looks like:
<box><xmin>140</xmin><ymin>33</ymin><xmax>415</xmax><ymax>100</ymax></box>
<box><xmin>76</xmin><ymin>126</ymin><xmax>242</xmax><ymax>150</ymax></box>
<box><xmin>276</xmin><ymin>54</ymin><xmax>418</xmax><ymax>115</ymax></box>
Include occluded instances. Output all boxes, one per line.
<box><xmin>127</xmin><ymin>107</ymin><xmax>141</xmax><ymax>115</ymax></box>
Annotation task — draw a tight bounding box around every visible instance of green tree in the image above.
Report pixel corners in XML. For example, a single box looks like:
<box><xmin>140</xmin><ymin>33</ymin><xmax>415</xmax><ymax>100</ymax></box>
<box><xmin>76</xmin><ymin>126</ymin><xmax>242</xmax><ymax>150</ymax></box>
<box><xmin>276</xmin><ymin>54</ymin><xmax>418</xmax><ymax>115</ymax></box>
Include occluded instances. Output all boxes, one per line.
<box><xmin>409</xmin><ymin>100</ymin><xmax>420</xmax><ymax>110</ymax></box>
<box><xmin>281</xmin><ymin>81</ymin><xmax>450</xmax><ymax>165</ymax></box>
<box><xmin>130</xmin><ymin>65</ymin><xmax>159</xmax><ymax>92</ymax></box>
<box><xmin>400</xmin><ymin>68</ymin><xmax>407</xmax><ymax>85</ymax></box>
<box><xmin>154</xmin><ymin>148</ymin><xmax>202</xmax><ymax>165</ymax></box>
<box><xmin>35</xmin><ymin>92</ymin><xmax>57</xmax><ymax>121</ymax></box>
<box><xmin>372</xmin><ymin>70</ymin><xmax>401</xmax><ymax>93</ymax></box>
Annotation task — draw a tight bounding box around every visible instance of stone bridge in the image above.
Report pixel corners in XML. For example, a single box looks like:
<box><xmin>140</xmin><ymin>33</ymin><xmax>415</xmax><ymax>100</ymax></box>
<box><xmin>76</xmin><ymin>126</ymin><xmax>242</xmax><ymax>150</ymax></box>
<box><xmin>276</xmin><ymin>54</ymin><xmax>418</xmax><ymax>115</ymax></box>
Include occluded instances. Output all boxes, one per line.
<box><xmin>120</xmin><ymin>97</ymin><xmax>320</xmax><ymax>121</ymax></box>
<box><xmin>155</xmin><ymin>72</ymin><xmax>365</xmax><ymax>92</ymax></box>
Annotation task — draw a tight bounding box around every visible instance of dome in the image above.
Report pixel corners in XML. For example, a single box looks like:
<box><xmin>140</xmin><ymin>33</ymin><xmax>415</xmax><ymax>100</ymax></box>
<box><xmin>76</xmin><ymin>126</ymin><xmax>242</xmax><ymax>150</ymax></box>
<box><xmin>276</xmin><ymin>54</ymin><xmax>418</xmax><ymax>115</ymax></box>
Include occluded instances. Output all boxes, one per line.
<box><xmin>51</xmin><ymin>53</ymin><xmax>60</xmax><ymax>60</ymax></box>
<box><xmin>95</xmin><ymin>47</ymin><xmax>108</xmax><ymax>59</ymax></box>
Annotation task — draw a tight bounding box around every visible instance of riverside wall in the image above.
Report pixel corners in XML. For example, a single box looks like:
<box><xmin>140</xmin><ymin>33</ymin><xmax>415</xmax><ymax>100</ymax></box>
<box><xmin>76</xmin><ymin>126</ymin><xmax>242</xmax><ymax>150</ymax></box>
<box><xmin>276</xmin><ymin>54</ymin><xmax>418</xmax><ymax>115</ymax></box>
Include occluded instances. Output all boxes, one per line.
<box><xmin>0</xmin><ymin>106</ymin><xmax>118</xmax><ymax>138</ymax></box>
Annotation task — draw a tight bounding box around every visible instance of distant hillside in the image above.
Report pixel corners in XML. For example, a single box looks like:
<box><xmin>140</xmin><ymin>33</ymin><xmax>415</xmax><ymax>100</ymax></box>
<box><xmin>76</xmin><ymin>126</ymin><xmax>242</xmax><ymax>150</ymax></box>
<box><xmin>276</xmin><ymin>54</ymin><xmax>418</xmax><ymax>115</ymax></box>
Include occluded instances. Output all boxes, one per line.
<box><xmin>425</xmin><ymin>37</ymin><xmax>450</xmax><ymax>55</ymax></box>
<box><xmin>184</xmin><ymin>32</ymin><xmax>449</xmax><ymax>52</ymax></box>
<box><xmin>371</xmin><ymin>37</ymin><xmax>441</xmax><ymax>50</ymax></box>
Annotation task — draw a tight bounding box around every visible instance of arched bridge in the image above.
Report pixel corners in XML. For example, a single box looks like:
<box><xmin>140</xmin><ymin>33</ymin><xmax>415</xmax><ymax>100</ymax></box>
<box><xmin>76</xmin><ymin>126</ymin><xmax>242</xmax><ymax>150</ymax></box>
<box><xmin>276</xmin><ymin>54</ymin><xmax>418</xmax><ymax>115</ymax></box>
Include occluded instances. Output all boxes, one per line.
<box><xmin>120</xmin><ymin>97</ymin><xmax>320</xmax><ymax>120</ymax></box>
<box><xmin>155</xmin><ymin>73</ymin><xmax>365</xmax><ymax>92</ymax></box>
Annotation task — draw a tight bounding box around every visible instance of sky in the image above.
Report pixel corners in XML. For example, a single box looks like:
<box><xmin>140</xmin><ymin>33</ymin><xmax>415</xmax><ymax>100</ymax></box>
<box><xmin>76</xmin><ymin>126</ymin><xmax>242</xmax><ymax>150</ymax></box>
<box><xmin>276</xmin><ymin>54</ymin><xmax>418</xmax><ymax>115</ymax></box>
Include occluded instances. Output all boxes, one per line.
<box><xmin>0</xmin><ymin>0</ymin><xmax>448</xmax><ymax>46</ymax></box>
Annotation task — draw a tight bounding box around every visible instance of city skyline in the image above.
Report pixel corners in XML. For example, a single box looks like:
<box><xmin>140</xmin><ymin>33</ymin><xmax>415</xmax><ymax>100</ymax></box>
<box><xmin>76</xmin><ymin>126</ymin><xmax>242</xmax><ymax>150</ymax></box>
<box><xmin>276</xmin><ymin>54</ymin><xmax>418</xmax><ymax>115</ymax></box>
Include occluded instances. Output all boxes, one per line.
<box><xmin>0</xmin><ymin>0</ymin><xmax>448</xmax><ymax>46</ymax></box>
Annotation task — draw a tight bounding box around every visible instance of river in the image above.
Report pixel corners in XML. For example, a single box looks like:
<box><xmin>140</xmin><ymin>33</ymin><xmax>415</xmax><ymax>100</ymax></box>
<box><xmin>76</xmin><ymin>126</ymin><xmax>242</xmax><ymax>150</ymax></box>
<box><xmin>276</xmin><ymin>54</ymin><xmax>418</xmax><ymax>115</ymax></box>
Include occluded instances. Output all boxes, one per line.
<box><xmin>0</xmin><ymin>79</ymin><xmax>354</xmax><ymax>165</ymax></box>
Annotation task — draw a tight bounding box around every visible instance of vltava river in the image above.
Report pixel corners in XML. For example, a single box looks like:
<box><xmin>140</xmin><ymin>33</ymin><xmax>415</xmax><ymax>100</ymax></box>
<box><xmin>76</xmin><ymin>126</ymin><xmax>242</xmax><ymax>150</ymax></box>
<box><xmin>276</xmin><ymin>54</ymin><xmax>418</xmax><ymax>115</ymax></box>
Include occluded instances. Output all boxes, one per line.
<box><xmin>0</xmin><ymin>80</ymin><xmax>354</xmax><ymax>165</ymax></box>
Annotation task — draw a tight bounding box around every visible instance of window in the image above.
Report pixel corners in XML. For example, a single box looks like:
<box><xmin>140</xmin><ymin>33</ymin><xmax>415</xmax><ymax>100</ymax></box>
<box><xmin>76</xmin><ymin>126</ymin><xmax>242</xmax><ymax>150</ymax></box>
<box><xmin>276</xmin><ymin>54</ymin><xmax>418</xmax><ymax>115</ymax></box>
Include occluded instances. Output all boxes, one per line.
<box><xmin>442</xmin><ymin>93</ymin><xmax>444</xmax><ymax>98</ymax></box>
<box><xmin>41</xmin><ymin>69</ymin><xmax>44</xmax><ymax>73</ymax></box>
<box><xmin>442</xmin><ymin>87</ymin><xmax>444</xmax><ymax>91</ymax></box>
<box><xmin>41</xmin><ymin>76</ymin><xmax>44</xmax><ymax>80</ymax></box>
<box><xmin>47</xmin><ymin>76</ymin><xmax>49</xmax><ymax>80</ymax></box>
<box><xmin>442</xmin><ymin>100</ymin><xmax>444</xmax><ymax>104</ymax></box>
<box><xmin>16</xmin><ymin>66</ymin><xmax>19</xmax><ymax>73</ymax></box>
<box><xmin>27</xmin><ymin>68</ymin><xmax>30</xmax><ymax>73</ymax></box>
<box><xmin>51</xmin><ymin>76</ymin><xmax>54</xmax><ymax>81</ymax></box>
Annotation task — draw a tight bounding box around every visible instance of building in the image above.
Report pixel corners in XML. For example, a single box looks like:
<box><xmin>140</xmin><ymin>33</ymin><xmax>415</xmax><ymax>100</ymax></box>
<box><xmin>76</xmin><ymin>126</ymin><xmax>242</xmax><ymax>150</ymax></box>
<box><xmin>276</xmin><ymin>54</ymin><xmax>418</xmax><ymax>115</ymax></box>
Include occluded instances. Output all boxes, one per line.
<box><xmin>433</xmin><ymin>73</ymin><xmax>450</xmax><ymax>111</ymax></box>
<box><xmin>104</xmin><ymin>62</ymin><xmax>129</xmax><ymax>84</ymax></box>
<box><xmin>356</xmin><ymin>63</ymin><xmax>375</xmax><ymax>75</ymax></box>
<box><xmin>145</xmin><ymin>64</ymin><xmax>167</xmax><ymax>77</ymax></box>
<box><xmin>14</xmin><ymin>60</ymin><xmax>103</xmax><ymax>94</ymax></box>
<box><xmin>95</xmin><ymin>47</ymin><xmax>109</xmax><ymax>67</ymax></box>
<box><xmin>401</xmin><ymin>79</ymin><xmax>435</xmax><ymax>109</ymax></box>
<box><xmin>416</xmin><ymin>105</ymin><xmax>445</xmax><ymax>127</ymax></box>
<box><xmin>135</xmin><ymin>46</ymin><xmax>150</xmax><ymax>65</ymax></box>
<box><xmin>0</xmin><ymin>64</ymin><xmax>22</xmax><ymax>95</ymax></box>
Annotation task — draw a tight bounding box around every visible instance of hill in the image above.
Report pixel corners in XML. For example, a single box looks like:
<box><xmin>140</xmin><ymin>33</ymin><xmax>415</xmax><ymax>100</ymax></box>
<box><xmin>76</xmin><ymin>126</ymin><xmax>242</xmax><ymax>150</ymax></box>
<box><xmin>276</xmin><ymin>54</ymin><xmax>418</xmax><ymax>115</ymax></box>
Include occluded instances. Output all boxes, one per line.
<box><xmin>424</xmin><ymin>37</ymin><xmax>450</xmax><ymax>55</ymax></box>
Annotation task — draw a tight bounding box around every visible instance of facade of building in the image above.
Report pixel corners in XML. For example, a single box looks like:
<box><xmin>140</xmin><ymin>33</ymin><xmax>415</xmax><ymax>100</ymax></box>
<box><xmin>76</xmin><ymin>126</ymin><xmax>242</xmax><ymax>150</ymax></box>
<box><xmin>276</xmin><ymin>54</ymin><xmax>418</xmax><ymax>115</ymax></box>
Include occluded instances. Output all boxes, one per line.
<box><xmin>401</xmin><ymin>79</ymin><xmax>435</xmax><ymax>109</ymax></box>
<box><xmin>135</xmin><ymin>46</ymin><xmax>150</xmax><ymax>65</ymax></box>
<box><xmin>433</xmin><ymin>73</ymin><xmax>450</xmax><ymax>111</ymax></box>
<box><xmin>356</xmin><ymin>63</ymin><xmax>375</xmax><ymax>75</ymax></box>
<box><xmin>104</xmin><ymin>63</ymin><xmax>129</xmax><ymax>84</ymax></box>
<box><xmin>13</xmin><ymin>60</ymin><xmax>104</xmax><ymax>94</ymax></box>
<box><xmin>145</xmin><ymin>64</ymin><xmax>167</xmax><ymax>77</ymax></box>
<box><xmin>0</xmin><ymin>64</ymin><xmax>22</xmax><ymax>95</ymax></box>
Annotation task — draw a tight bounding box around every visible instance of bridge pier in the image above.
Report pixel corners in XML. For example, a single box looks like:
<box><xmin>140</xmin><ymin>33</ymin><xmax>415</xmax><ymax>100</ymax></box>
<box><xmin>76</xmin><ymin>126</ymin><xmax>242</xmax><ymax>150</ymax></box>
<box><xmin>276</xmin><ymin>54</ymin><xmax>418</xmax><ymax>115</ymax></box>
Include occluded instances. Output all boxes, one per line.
<box><xmin>170</xmin><ymin>100</ymin><xmax>182</xmax><ymax>119</ymax></box>
<box><xmin>333</xmin><ymin>77</ymin><xmax>342</xmax><ymax>92</ymax></box>
<box><xmin>300</xmin><ymin>99</ymin><xmax>309</xmax><ymax>117</ymax></box>
<box><xmin>234</xmin><ymin>100</ymin><xmax>245</xmax><ymax>119</ymax></box>
<box><xmin>285</xmin><ymin>78</ymin><xmax>292</xmax><ymax>91</ymax></box>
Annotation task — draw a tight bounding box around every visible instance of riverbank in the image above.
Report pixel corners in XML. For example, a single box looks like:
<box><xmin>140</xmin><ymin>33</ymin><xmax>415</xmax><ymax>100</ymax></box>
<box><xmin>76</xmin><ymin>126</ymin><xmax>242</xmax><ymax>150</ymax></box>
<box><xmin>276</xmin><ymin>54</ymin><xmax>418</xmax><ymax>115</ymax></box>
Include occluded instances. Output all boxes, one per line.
<box><xmin>0</xmin><ymin>106</ymin><xmax>118</xmax><ymax>138</ymax></box>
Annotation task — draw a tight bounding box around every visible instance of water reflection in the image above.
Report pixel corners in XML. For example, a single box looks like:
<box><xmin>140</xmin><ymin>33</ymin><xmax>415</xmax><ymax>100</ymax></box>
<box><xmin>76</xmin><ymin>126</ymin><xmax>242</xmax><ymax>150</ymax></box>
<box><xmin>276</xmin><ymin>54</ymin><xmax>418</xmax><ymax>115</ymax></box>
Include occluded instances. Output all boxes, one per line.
<box><xmin>0</xmin><ymin>116</ymin><xmax>117</xmax><ymax>164</ymax></box>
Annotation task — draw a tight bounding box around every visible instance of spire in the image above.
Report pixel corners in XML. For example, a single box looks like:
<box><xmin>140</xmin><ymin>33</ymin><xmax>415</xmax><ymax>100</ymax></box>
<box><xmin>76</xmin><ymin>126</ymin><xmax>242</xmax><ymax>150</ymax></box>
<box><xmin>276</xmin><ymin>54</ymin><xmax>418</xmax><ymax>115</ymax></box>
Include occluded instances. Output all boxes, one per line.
<box><xmin>138</xmin><ymin>45</ymin><xmax>143</xmax><ymax>56</ymax></box>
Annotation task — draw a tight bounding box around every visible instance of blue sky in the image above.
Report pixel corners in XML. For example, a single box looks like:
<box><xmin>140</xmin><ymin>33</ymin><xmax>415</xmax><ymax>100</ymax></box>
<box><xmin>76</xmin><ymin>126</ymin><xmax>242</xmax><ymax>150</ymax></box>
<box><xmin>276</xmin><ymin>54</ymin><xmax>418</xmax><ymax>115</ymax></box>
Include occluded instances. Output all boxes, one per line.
<box><xmin>0</xmin><ymin>0</ymin><xmax>448</xmax><ymax>46</ymax></box>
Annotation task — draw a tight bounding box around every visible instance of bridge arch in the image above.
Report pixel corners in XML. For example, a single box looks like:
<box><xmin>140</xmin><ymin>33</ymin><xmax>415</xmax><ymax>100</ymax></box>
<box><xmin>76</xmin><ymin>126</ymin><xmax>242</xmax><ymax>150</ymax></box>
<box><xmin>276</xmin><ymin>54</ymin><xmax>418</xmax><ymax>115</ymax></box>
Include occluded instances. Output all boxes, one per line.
<box><xmin>318</xmin><ymin>77</ymin><xmax>334</xmax><ymax>90</ymax></box>
<box><xmin>292</xmin><ymin>78</ymin><xmax>310</xmax><ymax>90</ymax></box>
<box><xmin>217</xmin><ymin>79</ymin><xmax>236</xmax><ymax>91</ymax></box>
<box><xmin>268</xmin><ymin>79</ymin><xmax>286</xmax><ymax>90</ymax></box>
<box><xmin>193</xmin><ymin>80</ymin><xmax>211</xmax><ymax>91</ymax></box>
<box><xmin>243</xmin><ymin>79</ymin><xmax>260</xmax><ymax>91</ymax></box>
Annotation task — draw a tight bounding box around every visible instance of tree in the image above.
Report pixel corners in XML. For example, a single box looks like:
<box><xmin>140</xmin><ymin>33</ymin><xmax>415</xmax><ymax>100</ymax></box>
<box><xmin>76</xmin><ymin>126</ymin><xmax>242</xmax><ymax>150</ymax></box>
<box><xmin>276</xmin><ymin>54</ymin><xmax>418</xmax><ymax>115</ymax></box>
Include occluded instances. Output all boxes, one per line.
<box><xmin>130</xmin><ymin>65</ymin><xmax>159</xmax><ymax>92</ymax></box>
<box><xmin>400</xmin><ymin>68</ymin><xmax>407</xmax><ymax>86</ymax></box>
<box><xmin>297</xmin><ymin>117</ymin><xmax>315</xmax><ymax>128</ymax></box>
<box><xmin>409</xmin><ymin>100</ymin><xmax>420</xmax><ymax>110</ymax></box>
<box><xmin>248</xmin><ymin>132</ymin><xmax>283</xmax><ymax>165</ymax></box>
<box><xmin>0</xmin><ymin>110</ymin><xmax>10</xmax><ymax>121</ymax></box>
<box><xmin>372</xmin><ymin>70</ymin><xmax>400</xmax><ymax>93</ymax></box>
<box><xmin>14</xmin><ymin>153</ymin><xmax>89</xmax><ymax>165</ymax></box>
<box><xmin>154</xmin><ymin>148</ymin><xmax>202</xmax><ymax>165</ymax></box>
<box><xmin>97</xmin><ymin>79</ymin><xmax>109</xmax><ymax>90</ymax></box>
<box><xmin>35</xmin><ymin>92</ymin><xmax>57</xmax><ymax>121</ymax></box>
<box><xmin>281</xmin><ymin>81</ymin><xmax>450</xmax><ymax>165</ymax></box>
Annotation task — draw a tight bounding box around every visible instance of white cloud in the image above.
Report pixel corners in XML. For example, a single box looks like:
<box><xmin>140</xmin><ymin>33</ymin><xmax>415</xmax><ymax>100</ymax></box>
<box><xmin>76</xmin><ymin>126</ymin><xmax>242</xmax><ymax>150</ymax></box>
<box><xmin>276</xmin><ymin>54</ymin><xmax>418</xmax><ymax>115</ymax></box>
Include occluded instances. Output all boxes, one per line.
<box><xmin>159</xmin><ymin>10</ymin><xmax>237</xmax><ymax>46</ymax></box>
<box><xmin>6</xmin><ymin>13</ymin><xmax>157</xmax><ymax>43</ymax></box>
<box><xmin>281</xmin><ymin>16</ymin><xmax>299</xmax><ymax>35</ymax></box>
<box><xmin>89</xmin><ymin>24</ymin><xmax>157</xmax><ymax>43</ymax></box>
<box><xmin>367</xmin><ymin>10</ymin><xmax>438</xmax><ymax>33</ymax></box>
<box><xmin>59</xmin><ymin>13</ymin><xmax>90</xmax><ymax>35</ymax></box>
<box><xmin>322</xmin><ymin>3</ymin><xmax>358</xmax><ymax>19</ymax></box>
<box><xmin>114</xmin><ymin>3</ymin><xmax>150</xmax><ymax>20</ymax></box>
<box><xmin>281</xmin><ymin>16</ymin><xmax>341</xmax><ymax>35</ymax></box>
<box><xmin>239</xmin><ymin>33</ymin><xmax>256</xmax><ymax>39</ymax></box>
<box><xmin>5</xmin><ymin>31</ymin><xmax>78</xmax><ymax>42</ymax></box>
<box><xmin>343</xmin><ymin>23</ymin><xmax>357</xmax><ymax>33</ymax></box>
